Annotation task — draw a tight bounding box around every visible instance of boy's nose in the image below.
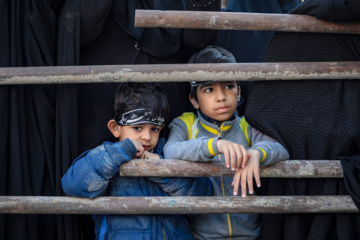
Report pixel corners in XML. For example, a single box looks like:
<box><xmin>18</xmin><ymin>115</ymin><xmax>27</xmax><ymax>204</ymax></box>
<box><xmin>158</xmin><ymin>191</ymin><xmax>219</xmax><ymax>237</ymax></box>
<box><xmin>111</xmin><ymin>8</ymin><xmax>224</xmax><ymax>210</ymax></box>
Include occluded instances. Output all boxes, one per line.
<box><xmin>216</xmin><ymin>89</ymin><xmax>226</xmax><ymax>101</ymax></box>
<box><xmin>141</xmin><ymin>130</ymin><xmax>151</xmax><ymax>141</ymax></box>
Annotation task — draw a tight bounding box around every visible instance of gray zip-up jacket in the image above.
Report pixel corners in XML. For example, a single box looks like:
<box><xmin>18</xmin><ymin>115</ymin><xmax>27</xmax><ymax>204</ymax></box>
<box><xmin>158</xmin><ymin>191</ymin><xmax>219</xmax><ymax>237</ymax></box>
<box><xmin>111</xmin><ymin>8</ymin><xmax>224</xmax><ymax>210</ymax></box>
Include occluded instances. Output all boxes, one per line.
<box><xmin>163</xmin><ymin>111</ymin><xmax>289</xmax><ymax>240</ymax></box>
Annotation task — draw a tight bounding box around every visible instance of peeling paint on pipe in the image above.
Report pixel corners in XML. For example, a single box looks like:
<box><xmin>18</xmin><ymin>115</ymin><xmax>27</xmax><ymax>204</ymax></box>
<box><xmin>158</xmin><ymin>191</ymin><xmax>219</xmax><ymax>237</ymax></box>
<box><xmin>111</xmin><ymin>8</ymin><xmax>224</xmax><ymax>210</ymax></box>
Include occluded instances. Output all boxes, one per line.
<box><xmin>120</xmin><ymin>159</ymin><xmax>343</xmax><ymax>178</ymax></box>
<box><xmin>135</xmin><ymin>10</ymin><xmax>360</xmax><ymax>34</ymax></box>
<box><xmin>0</xmin><ymin>62</ymin><xmax>359</xmax><ymax>85</ymax></box>
<box><xmin>0</xmin><ymin>196</ymin><xmax>357</xmax><ymax>214</ymax></box>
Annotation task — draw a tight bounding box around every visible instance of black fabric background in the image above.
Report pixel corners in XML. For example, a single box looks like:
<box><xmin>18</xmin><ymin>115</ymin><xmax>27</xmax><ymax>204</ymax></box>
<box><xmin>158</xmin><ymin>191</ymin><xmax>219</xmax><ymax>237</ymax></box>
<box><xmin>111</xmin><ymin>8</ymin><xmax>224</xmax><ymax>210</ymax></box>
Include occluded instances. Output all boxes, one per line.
<box><xmin>337</xmin><ymin>155</ymin><xmax>360</xmax><ymax>210</ymax></box>
<box><xmin>77</xmin><ymin>0</ymin><xmax>220</xmax><ymax>153</ymax></box>
<box><xmin>245</xmin><ymin>0</ymin><xmax>360</xmax><ymax>239</ymax></box>
<box><xmin>0</xmin><ymin>0</ymin><xmax>220</xmax><ymax>239</ymax></box>
<box><xmin>0</xmin><ymin>0</ymin><xmax>82</xmax><ymax>239</ymax></box>
<box><xmin>216</xmin><ymin>0</ymin><xmax>301</xmax><ymax>116</ymax></box>
<box><xmin>2</xmin><ymin>0</ymin><xmax>360</xmax><ymax>239</ymax></box>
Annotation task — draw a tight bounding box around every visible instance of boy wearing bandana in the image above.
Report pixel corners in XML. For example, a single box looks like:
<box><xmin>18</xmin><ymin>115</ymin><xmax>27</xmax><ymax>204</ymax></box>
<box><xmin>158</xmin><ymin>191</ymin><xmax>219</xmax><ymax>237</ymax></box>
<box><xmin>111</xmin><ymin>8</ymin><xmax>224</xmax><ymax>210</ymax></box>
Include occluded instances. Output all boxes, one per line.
<box><xmin>164</xmin><ymin>46</ymin><xmax>289</xmax><ymax>240</ymax></box>
<box><xmin>62</xmin><ymin>83</ymin><xmax>212</xmax><ymax>240</ymax></box>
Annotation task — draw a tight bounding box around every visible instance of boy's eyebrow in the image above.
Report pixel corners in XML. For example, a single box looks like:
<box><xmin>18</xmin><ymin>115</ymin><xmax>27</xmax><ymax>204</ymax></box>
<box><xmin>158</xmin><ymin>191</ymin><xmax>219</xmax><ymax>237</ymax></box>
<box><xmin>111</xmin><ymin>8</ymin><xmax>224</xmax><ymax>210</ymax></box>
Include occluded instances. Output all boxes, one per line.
<box><xmin>199</xmin><ymin>81</ymin><xmax>235</xmax><ymax>89</ymax></box>
<box><xmin>199</xmin><ymin>82</ymin><xmax>216</xmax><ymax>89</ymax></box>
<box><xmin>221</xmin><ymin>81</ymin><xmax>236</xmax><ymax>85</ymax></box>
<box><xmin>131</xmin><ymin>123</ymin><xmax>163</xmax><ymax>127</ymax></box>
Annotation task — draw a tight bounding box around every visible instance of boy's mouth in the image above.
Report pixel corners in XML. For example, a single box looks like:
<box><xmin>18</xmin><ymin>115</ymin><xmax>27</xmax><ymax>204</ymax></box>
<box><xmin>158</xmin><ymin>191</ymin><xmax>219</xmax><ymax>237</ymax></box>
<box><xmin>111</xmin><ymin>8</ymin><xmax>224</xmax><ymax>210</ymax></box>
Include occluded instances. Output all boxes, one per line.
<box><xmin>216</xmin><ymin>106</ymin><xmax>230</xmax><ymax>112</ymax></box>
<box><xmin>143</xmin><ymin>145</ymin><xmax>151</xmax><ymax>150</ymax></box>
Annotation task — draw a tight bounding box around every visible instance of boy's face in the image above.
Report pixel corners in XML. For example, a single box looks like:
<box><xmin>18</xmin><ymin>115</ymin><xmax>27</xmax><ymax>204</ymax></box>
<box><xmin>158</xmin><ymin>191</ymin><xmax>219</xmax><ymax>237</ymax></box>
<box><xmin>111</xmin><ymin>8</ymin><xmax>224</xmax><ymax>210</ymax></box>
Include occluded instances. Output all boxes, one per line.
<box><xmin>190</xmin><ymin>81</ymin><xmax>240</xmax><ymax>123</ymax></box>
<box><xmin>119</xmin><ymin>124</ymin><xmax>163</xmax><ymax>151</ymax></box>
<box><xmin>110</xmin><ymin>123</ymin><xmax>163</xmax><ymax>151</ymax></box>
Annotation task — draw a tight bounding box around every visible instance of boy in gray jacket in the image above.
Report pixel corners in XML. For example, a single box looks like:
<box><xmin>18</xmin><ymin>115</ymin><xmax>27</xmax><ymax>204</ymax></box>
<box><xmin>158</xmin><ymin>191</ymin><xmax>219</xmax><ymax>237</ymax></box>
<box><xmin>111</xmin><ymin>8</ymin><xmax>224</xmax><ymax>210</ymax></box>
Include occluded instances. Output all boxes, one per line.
<box><xmin>163</xmin><ymin>46</ymin><xmax>289</xmax><ymax>240</ymax></box>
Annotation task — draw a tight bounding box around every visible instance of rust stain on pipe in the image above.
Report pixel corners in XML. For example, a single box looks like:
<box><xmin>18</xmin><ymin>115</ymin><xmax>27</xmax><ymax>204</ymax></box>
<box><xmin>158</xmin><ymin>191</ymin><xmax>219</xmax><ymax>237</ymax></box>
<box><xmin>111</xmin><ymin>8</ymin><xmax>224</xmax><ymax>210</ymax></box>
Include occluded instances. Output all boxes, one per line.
<box><xmin>0</xmin><ymin>62</ymin><xmax>359</xmax><ymax>85</ymax></box>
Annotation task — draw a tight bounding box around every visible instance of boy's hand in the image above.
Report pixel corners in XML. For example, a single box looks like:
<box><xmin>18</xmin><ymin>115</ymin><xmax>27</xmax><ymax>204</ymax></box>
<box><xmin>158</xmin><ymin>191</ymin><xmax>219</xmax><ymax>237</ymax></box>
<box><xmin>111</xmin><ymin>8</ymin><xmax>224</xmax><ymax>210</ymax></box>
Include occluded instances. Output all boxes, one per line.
<box><xmin>217</xmin><ymin>139</ymin><xmax>250</xmax><ymax>171</ymax></box>
<box><xmin>131</xmin><ymin>140</ymin><xmax>145</xmax><ymax>158</ymax></box>
<box><xmin>231</xmin><ymin>149</ymin><xmax>261</xmax><ymax>197</ymax></box>
<box><xmin>138</xmin><ymin>151</ymin><xmax>161</xmax><ymax>159</ymax></box>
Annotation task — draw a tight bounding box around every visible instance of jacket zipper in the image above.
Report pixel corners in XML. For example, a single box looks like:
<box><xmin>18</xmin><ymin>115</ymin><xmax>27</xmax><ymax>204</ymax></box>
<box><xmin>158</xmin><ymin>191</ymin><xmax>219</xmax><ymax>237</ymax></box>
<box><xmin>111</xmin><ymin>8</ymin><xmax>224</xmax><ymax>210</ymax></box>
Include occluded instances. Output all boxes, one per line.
<box><xmin>149</xmin><ymin>180</ymin><xmax>168</xmax><ymax>239</ymax></box>
<box><xmin>104</xmin><ymin>217</ymin><xmax>110</xmax><ymax>240</ymax></box>
<box><xmin>218</xmin><ymin>124</ymin><xmax>232</xmax><ymax>239</ymax></box>
<box><xmin>149</xmin><ymin>181</ymin><xmax>161</xmax><ymax>239</ymax></box>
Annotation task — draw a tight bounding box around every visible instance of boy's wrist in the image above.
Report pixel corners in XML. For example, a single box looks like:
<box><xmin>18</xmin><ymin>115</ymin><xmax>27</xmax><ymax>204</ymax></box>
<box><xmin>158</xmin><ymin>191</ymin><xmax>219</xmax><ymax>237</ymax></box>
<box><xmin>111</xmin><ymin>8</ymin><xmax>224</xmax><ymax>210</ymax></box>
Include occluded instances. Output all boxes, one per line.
<box><xmin>248</xmin><ymin>147</ymin><xmax>265</xmax><ymax>162</ymax></box>
<box><xmin>118</xmin><ymin>138</ymin><xmax>138</xmax><ymax>156</ymax></box>
<box><xmin>104</xmin><ymin>139</ymin><xmax>137</xmax><ymax>166</ymax></box>
<box><xmin>214</xmin><ymin>136</ymin><xmax>223</xmax><ymax>154</ymax></box>
<box><xmin>204</xmin><ymin>136</ymin><xmax>222</xmax><ymax>157</ymax></box>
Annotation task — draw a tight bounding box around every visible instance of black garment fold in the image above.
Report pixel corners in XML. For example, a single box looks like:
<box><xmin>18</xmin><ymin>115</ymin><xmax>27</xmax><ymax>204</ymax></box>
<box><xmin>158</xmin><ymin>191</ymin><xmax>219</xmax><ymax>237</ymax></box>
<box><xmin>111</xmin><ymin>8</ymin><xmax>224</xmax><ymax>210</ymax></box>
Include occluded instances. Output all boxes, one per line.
<box><xmin>78</xmin><ymin>0</ymin><xmax>220</xmax><ymax>154</ymax></box>
<box><xmin>244</xmin><ymin>0</ymin><xmax>360</xmax><ymax>239</ymax></box>
<box><xmin>0</xmin><ymin>0</ymin><xmax>81</xmax><ymax>239</ymax></box>
<box><xmin>338</xmin><ymin>155</ymin><xmax>360</xmax><ymax>210</ymax></box>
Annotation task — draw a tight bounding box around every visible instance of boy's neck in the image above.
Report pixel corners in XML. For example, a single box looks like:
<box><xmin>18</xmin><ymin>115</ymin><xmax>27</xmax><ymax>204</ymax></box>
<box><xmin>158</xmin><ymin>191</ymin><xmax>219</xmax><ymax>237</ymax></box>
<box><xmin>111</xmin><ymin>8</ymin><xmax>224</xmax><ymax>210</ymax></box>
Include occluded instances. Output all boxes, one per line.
<box><xmin>199</xmin><ymin>110</ymin><xmax>236</xmax><ymax>127</ymax></box>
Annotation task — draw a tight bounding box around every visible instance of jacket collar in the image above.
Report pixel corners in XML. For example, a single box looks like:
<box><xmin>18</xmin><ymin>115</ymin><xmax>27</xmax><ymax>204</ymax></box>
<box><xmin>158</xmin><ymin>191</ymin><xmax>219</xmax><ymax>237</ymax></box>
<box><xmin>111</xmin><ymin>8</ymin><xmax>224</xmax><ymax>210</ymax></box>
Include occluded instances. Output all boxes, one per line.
<box><xmin>198</xmin><ymin>110</ymin><xmax>237</xmax><ymax>135</ymax></box>
<box><xmin>199</xmin><ymin>110</ymin><xmax>236</xmax><ymax>127</ymax></box>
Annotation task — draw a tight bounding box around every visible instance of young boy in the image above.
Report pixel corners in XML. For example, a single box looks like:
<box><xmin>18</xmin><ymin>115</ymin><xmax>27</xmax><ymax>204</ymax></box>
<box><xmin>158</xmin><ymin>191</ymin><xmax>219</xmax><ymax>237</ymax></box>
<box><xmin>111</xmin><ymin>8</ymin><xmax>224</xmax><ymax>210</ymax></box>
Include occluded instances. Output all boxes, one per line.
<box><xmin>62</xmin><ymin>82</ymin><xmax>212</xmax><ymax>240</ymax></box>
<box><xmin>163</xmin><ymin>46</ymin><xmax>290</xmax><ymax>239</ymax></box>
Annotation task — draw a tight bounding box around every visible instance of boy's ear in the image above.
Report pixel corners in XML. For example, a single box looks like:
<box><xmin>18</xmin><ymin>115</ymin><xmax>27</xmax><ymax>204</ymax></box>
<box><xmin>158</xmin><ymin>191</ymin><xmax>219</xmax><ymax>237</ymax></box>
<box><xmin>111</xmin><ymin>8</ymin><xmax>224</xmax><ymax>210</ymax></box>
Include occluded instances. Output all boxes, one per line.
<box><xmin>189</xmin><ymin>94</ymin><xmax>200</xmax><ymax>109</ymax></box>
<box><xmin>107</xmin><ymin>120</ymin><xmax>121</xmax><ymax>138</ymax></box>
<box><xmin>237</xmin><ymin>86</ymin><xmax>241</xmax><ymax>102</ymax></box>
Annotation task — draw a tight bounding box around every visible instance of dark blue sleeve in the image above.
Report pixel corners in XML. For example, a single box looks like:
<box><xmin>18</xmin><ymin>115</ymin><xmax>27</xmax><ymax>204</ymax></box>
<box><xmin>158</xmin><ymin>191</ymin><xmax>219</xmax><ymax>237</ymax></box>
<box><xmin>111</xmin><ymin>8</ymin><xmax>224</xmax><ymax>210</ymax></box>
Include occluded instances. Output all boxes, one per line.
<box><xmin>149</xmin><ymin>177</ymin><xmax>213</xmax><ymax>197</ymax></box>
<box><xmin>148</xmin><ymin>138</ymin><xmax>213</xmax><ymax>196</ymax></box>
<box><xmin>61</xmin><ymin>139</ymin><xmax>137</xmax><ymax>198</ymax></box>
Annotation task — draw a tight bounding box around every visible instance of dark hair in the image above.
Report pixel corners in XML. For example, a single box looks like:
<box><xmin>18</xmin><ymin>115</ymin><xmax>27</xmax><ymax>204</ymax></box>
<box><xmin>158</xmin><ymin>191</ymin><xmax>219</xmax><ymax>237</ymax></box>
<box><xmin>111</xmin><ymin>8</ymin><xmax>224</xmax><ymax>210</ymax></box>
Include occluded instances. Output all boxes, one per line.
<box><xmin>113</xmin><ymin>82</ymin><xmax>170</xmax><ymax>123</ymax></box>
<box><xmin>188</xmin><ymin>45</ymin><xmax>236</xmax><ymax>64</ymax></box>
<box><xmin>189</xmin><ymin>46</ymin><xmax>237</xmax><ymax>101</ymax></box>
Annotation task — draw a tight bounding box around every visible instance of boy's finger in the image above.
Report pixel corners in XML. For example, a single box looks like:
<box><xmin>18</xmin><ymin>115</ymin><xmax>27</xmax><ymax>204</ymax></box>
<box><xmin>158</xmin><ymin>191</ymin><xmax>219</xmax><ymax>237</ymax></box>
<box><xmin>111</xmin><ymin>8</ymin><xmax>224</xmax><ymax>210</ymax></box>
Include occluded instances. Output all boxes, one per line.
<box><xmin>232</xmin><ymin>171</ymin><xmax>241</xmax><ymax>196</ymax></box>
<box><xmin>132</xmin><ymin>140</ymin><xmax>144</xmax><ymax>151</ymax></box>
<box><xmin>241</xmin><ymin>171</ymin><xmax>247</xmax><ymax>197</ymax></box>
<box><xmin>137</xmin><ymin>151</ymin><xmax>145</xmax><ymax>159</ymax></box>
<box><xmin>136</xmin><ymin>153</ymin><xmax>143</xmax><ymax>158</ymax></box>
<box><xmin>224</xmin><ymin>149</ymin><xmax>230</xmax><ymax>168</ymax></box>
<box><xmin>240</xmin><ymin>146</ymin><xmax>248</xmax><ymax>168</ymax></box>
<box><xmin>247</xmin><ymin>171</ymin><xmax>254</xmax><ymax>195</ymax></box>
<box><xmin>254</xmin><ymin>170</ymin><xmax>261</xmax><ymax>188</ymax></box>
<box><xmin>234</xmin><ymin>145</ymin><xmax>242</xmax><ymax>170</ymax></box>
<box><xmin>229</xmin><ymin>147</ymin><xmax>237</xmax><ymax>171</ymax></box>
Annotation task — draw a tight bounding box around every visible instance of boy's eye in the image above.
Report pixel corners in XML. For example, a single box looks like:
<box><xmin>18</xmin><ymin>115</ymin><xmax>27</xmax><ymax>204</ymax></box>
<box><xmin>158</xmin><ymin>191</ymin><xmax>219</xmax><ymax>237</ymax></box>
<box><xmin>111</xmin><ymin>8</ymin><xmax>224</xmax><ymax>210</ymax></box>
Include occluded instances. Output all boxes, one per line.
<box><xmin>204</xmin><ymin>88</ymin><xmax>213</xmax><ymax>93</ymax></box>
<box><xmin>132</xmin><ymin>126</ymin><xmax>142</xmax><ymax>131</ymax></box>
<box><xmin>225</xmin><ymin>84</ymin><xmax>235</xmax><ymax>90</ymax></box>
<box><xmin>151</xmin><ymin>127</ymin><xmax>160</xmax><ymax>132</ymax></box>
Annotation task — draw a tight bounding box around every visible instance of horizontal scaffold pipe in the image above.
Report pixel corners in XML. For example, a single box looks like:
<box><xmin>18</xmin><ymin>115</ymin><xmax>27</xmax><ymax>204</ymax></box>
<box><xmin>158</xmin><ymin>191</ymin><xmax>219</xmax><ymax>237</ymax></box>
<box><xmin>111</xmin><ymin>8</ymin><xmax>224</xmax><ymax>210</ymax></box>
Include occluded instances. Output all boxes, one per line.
<box><xmin>120</xmin><ymin>159</ymin><xmax>343</xmax><ymax>178</ymax></box>
<box><xmin>0</xmin><ymin>196</ymin><xmax>357</xmax><ymax>214</ymax></box>
<box><xmin>0</xmin><ymin>62</ymin><xmax>360</xmax><ymax>85</ymax></box>
<box><xmin>135</xmin><ymin>10</ymin><xmax>360</xmax><ymax>34</ymax></box>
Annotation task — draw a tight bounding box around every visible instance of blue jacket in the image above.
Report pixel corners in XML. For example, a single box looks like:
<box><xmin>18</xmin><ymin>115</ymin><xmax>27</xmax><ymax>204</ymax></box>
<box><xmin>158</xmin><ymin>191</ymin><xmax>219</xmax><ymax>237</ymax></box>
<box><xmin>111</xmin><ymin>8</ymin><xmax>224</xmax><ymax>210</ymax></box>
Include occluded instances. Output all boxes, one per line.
<box><xmin>62</xmin><ymin>138</ymin><xmax>212</xmax><ymax>240</ymax></box>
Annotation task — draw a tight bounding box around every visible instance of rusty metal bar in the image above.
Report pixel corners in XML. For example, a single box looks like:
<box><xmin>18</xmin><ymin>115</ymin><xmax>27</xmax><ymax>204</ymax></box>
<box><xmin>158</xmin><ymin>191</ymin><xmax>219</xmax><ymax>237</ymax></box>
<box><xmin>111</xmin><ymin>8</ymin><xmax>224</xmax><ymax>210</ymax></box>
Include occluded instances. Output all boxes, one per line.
<box><xmin>0</xmin><ymin>196</ymin><xmax>357</xmax><ymax>214</ymax></box>
<box><xmin>120</xmin><ymin>159</ymin><xmax>343</xmax><ymax>178</ymax></box>
<box><xmin>135</xmin><ymin>10</ymin><xmax>360</xmax><ymax>34</ymax></box>
<box><xmin>1</xmin><ymin>62</ymin><xmax>360</xmax><ymax>85</ymax></box>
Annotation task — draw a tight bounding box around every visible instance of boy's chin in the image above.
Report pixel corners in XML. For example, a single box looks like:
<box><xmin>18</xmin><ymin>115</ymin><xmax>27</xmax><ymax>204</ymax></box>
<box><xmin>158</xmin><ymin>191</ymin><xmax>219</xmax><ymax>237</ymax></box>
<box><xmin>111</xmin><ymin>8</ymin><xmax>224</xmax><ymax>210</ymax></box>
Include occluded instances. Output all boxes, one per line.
<box><xmin>213</xmin><ymin>113</ymin><xmax>234</xmax><ymax>122</ymax></box>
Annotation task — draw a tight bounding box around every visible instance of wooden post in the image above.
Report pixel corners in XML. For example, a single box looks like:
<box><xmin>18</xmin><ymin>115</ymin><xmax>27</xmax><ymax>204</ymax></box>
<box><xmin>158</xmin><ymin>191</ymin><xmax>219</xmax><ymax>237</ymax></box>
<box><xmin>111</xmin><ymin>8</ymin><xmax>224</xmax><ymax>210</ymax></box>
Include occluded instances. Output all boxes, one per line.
<box><xmin>120</xmin><ymin>159</ymin><xmax>343</xmax><ymax>178</ymax></box>
<box><xmin>1</xmin><ymin>62</ymin><xmax>360</xmax><ymax>85</ymax></box>
<box><xmin>135</xmin><ymin>10</ymin><xmax>360</xmax><ymax>34</ymax></box>
<box><xmin>0</xmin><ymin>196</ymin><xmax>357</xmax><ymax>214</ymax></box>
